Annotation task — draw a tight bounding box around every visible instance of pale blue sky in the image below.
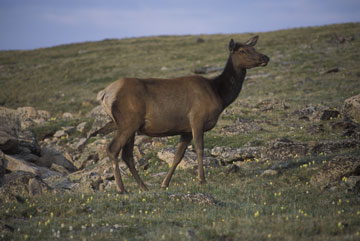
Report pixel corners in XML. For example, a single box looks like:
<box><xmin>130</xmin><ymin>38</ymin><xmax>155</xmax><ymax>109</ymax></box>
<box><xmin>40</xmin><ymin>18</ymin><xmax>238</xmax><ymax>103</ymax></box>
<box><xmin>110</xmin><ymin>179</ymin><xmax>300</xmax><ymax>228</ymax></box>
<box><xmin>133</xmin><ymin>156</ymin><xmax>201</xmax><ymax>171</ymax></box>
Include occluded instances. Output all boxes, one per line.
<box><xmin>1</xmin><ymin>0</ymin><xmax>359</xmax><ymax>50</ymax></box>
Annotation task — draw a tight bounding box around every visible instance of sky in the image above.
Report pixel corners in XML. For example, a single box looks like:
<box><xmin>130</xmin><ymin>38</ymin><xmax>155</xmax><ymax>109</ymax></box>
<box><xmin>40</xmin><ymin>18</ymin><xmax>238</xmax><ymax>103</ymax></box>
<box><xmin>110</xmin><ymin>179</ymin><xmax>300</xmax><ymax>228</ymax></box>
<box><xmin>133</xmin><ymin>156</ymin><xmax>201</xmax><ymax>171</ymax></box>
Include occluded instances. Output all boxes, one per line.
<box><xmin>0</xmin><ymin>0</ymin><xmax>360</xmax><ymax>50</ymax></box>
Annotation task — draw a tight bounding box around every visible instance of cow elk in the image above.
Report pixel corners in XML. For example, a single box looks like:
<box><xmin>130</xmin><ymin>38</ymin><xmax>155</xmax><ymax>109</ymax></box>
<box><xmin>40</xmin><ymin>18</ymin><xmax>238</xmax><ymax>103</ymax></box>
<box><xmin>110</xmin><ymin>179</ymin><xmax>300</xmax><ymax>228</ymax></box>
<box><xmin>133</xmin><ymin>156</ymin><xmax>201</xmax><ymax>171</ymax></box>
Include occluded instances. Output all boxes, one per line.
<box><xmin>98</xmin><ymin>35</ymin><xmax>269</xmax><ymax>193</ymax></box>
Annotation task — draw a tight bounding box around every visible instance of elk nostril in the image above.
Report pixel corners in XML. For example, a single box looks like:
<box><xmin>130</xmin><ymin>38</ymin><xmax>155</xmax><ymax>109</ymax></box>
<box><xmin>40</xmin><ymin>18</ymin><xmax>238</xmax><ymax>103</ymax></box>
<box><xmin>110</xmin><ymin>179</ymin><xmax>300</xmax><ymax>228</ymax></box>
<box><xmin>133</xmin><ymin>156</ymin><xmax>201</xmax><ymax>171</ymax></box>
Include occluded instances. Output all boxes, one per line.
<box><xmin>263</xmin><ymin>55</ymin><xmax>270</xmax><ymax>63</ymax></box>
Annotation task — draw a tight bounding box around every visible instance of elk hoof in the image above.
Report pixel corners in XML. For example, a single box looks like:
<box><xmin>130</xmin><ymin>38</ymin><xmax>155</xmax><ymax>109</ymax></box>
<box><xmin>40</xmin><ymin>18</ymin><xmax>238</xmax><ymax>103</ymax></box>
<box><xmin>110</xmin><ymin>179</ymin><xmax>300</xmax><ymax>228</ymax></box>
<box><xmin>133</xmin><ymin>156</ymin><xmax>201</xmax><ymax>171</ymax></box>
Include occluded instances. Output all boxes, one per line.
<box><xmin>199</xmin><ymin>180</ymin><xmax>206</xmax><ymax>185</ymax></box>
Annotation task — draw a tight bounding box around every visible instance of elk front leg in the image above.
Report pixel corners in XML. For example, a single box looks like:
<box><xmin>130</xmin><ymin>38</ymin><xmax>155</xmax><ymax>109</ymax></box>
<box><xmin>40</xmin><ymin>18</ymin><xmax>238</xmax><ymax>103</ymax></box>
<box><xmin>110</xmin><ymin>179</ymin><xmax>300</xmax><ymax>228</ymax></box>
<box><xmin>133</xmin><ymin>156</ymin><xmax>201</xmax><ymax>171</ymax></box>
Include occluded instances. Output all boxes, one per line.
<box><xmin>161</xmin><ymin>134</ymin><xmax>192</xmax><ymax>189</ymax></box>
<box><xmin>192</xmin><ymin>126</ymin><xmax>206</xmax><ymax>185</ymax></box>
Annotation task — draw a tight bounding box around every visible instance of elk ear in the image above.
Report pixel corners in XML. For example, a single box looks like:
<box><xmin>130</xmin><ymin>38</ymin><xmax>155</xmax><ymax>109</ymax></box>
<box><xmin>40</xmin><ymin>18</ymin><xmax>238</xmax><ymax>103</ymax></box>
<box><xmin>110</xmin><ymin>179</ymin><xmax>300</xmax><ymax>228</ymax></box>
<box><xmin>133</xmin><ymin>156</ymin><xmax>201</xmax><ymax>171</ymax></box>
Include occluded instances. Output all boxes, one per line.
<box><xmin>229</xmin><ymin>39</ymin><xmax>235</xmax><ymax>52</ymax></box>
<box><xmin>245</xmin><ymin>35</ymin><xmax>259</xmax><ymax>46</ymax></box>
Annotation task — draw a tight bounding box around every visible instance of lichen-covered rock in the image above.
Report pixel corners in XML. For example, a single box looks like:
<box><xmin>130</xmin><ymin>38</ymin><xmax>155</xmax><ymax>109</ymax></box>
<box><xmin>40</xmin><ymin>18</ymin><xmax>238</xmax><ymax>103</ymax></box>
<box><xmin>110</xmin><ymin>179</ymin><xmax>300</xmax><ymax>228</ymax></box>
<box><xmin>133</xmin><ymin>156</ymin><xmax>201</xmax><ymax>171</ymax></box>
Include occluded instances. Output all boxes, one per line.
<box><xmin>0</xmin><ymin>171</ymin><xmax>51</xmax><ymax>202</ymax></box>
<box><xmin>342</xmin><ymin>94</ymin><xmax>360</xmax><ymax>123</ymax></box>
<box><xmin>87</xmin><ymin>105</ymin><xmax>115</xmax><ymax>138</ymax></box>
<box><xmin>310</xmin><ymin>156</ymin><xmax>360</xmax><ymax>189</ymax></box>
<box><xmin>37</xmin><ymin>147</ymin><xmax>76</xmax><ymax>172</ymax></box>
<box><xmin>157</xmin><ymin>146</ymin><xmax>217</xmax><ymax>169</ymax></box>
<box><xmin>168</xmin><ymin>193</ymin><xmax>218</xmax><ymax>205</ymax></box>
<box><xmin>262</xmin><ymin>138</ymin><xmax>307</xmax><ymax>161</ymax></box>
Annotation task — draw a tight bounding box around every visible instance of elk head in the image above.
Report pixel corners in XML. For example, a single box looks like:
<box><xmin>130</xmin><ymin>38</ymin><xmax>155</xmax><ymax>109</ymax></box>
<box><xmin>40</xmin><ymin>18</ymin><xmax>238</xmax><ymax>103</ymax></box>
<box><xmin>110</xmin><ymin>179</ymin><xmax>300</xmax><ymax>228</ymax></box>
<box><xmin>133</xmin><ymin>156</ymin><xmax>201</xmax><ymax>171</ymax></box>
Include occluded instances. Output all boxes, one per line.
<box><xmin>229</xmin><ymin>36</ymin><xmax>269</xmax><ymax>69</ymax></box>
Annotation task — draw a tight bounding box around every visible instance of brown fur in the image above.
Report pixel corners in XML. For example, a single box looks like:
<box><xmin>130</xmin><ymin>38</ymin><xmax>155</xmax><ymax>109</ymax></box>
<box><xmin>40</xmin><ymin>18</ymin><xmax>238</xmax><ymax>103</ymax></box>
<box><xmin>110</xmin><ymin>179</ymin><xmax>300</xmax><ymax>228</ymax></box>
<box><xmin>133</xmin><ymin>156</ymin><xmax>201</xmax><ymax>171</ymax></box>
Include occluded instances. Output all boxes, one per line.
<box><xmin>98</xmin><ymin>35</ymin><xmax>269</xmax><ymax>193</ymax></box>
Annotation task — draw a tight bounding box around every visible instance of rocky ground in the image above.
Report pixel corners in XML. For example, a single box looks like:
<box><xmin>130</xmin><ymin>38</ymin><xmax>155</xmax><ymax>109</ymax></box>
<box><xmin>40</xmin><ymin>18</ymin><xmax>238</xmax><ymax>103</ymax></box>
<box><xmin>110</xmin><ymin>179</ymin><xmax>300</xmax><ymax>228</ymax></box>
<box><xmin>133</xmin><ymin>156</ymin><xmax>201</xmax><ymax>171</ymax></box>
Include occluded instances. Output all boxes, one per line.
<box><xmin>1</xmin><ymin>93</ymin><xmax>359</xmax><ymax>203</ymax></box>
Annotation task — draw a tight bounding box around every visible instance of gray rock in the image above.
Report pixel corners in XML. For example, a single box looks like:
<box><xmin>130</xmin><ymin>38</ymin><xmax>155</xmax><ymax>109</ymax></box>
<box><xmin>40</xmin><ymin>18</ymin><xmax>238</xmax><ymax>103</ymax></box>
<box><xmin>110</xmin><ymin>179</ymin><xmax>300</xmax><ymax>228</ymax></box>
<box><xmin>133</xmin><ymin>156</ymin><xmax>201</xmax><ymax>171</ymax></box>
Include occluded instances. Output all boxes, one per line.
<box><xmin>157</xmin><ymin>146</ymin><xmax>218</xmax><ymax>169</ymax></box>
<box><xmin>0</xmin><ymin>171</ymin><xmax>51</xmax><ymax>202</ymax></box>
<box><xmin>43</xmin><ymin>175</ymin><xmax>75</xmax><ymax>190</ymax></box>
<box><xmin>261</xmin><ymin>169</ymin><xmax>278</xmax><ymax>176</ymax></box>
<box><xmin>310</xmin><ymin>156</ymin><xmax>360</xmax><ymax>189</ymax></box>
<box><xmin>76</xmin><ymin>122</ymin><xmax>88</xmax><ymax>133</ymax></box>
<box><xmin>87</xmin><ymin>105</ymin><xmax>115</xmax><ymax>138</ymax></box>
<box><xmin>38</xmin><ymin>147</ymin><xmax>76</xmax><ymax>172</ymax></box>
<box><xmin>62</xmin><ymin>112</ymin><xmax>73</xmax><ymax>119</ymax></box>
<box><xmin>72</xmin><ymin>137</ymin><xmax>87</xmax><ymax>150</ymax></box>
<box><xmin>53</xmin><ymin>130</ymin><xmax>67</xmax><ymax>138</ymax></box>
<box><xmin>342</xmin><ymin>94</ymin><xmax>360</xmax><ymax>123</ymax></box>
<box><xmin>168</xmin><ymin>193</ymin><xmax>218</xmax><ymax>205</ymax></box>
<box><xmin>3</xmin><ymin>153</ymin><xmax>62</xmax><ymax>179</ymax></box>
<box><xmin>61</xmin><ymin>126</ymin><xmax>76</xmax><ymax>135</ymax></box>
<box><xmin>74</xmin><ymin>145</ymin><xmax>99</xmax><ymax>170</ymax></box>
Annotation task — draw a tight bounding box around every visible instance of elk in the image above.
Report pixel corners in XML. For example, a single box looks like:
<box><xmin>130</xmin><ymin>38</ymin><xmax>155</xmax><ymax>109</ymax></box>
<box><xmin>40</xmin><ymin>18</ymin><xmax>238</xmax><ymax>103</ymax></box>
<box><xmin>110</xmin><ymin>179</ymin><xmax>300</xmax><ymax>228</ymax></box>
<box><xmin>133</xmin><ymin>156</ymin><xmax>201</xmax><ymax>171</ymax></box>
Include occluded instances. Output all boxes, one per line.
<box><xmin>98</xmin><ymin>35</ymin><xmax>269</xmax><ymax>194</ymax></box>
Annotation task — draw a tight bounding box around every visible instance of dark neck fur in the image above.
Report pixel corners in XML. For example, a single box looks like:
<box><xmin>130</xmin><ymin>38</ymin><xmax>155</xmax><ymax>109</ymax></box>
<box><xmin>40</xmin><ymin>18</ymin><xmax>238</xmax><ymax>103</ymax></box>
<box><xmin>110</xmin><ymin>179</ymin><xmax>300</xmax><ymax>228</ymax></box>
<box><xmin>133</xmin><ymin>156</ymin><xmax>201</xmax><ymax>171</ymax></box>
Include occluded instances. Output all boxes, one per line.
<box><xmin>212</xmin><ymin>56</ymin><xmax>246</xmax><ymax>108</ymax></box>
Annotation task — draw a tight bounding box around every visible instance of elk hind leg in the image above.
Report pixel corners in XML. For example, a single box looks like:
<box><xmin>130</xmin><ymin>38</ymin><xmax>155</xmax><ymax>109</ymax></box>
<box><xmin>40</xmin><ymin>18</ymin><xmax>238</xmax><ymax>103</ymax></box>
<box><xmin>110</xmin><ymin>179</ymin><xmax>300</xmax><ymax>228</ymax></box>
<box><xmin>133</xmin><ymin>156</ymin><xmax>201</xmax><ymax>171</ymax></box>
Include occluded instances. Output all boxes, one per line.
<box><xmin>107</xmin><ymin>130</ymin><xmax>134</xmax><ymax>194</ymax></box>
<box><xmin>122</xmin><ymin>134</ymin><xmax>148</xmax><ymax>191</ymax></box>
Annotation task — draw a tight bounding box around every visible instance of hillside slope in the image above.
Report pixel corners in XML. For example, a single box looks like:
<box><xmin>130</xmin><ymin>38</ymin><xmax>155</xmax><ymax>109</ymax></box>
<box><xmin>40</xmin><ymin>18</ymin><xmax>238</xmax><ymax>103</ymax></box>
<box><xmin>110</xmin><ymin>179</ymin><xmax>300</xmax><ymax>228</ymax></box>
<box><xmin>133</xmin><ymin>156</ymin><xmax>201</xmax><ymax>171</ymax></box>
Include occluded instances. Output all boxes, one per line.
<box><xmin>1</xmin><ymin>23</ymin><xmax>359</xmax><ymax>116</ymax></box>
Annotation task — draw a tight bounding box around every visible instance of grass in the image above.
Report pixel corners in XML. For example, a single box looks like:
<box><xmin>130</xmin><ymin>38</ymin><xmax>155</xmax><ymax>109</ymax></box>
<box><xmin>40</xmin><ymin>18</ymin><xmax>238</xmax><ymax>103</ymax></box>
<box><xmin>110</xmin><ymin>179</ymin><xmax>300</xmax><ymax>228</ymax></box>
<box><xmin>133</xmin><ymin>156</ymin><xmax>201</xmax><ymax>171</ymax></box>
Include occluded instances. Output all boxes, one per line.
<box><xmin>1</xmin><ymin>157</ymin><xmax>360</xmax><ymax>240</ymax></box>
<box><xmin>1</xmin><ymin>22</ymin><xmax>360</xmax><ymax>240</ymax></box>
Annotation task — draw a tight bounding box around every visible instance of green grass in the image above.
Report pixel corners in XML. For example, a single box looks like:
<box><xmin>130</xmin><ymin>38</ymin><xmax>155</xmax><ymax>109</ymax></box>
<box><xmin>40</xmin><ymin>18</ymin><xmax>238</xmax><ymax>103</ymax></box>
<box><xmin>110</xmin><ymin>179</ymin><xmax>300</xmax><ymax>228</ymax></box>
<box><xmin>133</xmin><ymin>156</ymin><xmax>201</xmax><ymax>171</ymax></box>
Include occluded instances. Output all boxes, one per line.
<box><xmin>1</xmin><ymin>157</ymin><xmax>360</xmax><ymax>240</ymax></box>
<box><xmin>1</xmin><ymin>22</ymin><xmax>360</xmax><ymax>240</ymax></box>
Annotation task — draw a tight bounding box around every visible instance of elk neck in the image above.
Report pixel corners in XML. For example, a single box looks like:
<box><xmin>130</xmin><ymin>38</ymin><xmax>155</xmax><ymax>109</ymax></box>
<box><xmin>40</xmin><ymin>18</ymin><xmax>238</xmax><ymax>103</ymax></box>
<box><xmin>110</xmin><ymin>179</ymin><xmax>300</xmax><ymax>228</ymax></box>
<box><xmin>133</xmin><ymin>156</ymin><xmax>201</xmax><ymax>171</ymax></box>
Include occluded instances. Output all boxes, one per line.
<box><xmin>212</xmin><ymin>55</ymin><xmax>246</xmax><ymax>109</ymax></box>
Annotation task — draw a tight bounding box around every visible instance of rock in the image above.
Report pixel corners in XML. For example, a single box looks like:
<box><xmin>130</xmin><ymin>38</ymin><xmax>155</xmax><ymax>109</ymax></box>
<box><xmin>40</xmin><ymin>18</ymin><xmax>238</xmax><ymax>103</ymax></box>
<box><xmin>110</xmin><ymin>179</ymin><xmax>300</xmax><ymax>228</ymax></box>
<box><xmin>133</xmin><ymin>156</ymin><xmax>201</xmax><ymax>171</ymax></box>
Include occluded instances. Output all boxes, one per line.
<box><xmin>196</xmin><ymin>38</ymin><xmax>205</xmax><ymax>43</ymax></box>
<box><xmin>220</xmin><ymin>119</ymin><xmax>263</xmax><ymax>135</ymax></box>
<box><xmin>68</xmin><ymin>171</ymin><xmax>103</xmax><ymax>193</ymax></box>
<box><xmin>62</xmin><ymin>112</ymin><xmax>73</xmax><ymax>118</ymax></box>
<box><xmin>224</xmin><ymin>164</ymin><xmax>241</xmax><ymax>175</ymax></box>
<box><xmin>16</xmin><ymin>106</ymin><xmax>38</xmax><ymax>119</ymax></box>
<box><xmin>87</xmin><ymin>105</ymin><xmax>115</xmax><ymax>138</ymax></box>
<box><xmin>76</xmin><ymin>122</ymin><xmax>88</xmax><ymax>133</ymax></box>
<box><xmin>3</xmin><ymin>153</ymin><xmax>62</xmax><ymax>179</ymax></box>
<box><xmin>43</xmin><ymin>175</ymin><xmax>75</xmax><ymax>190</ymax></box>
<box><xmin>262</xmin><ymin>138</ymin><xmax>307</xmax><ymax>161</ymax></box>
<box><xmin>344</xmin><ymin>176</ymin><xmax>360</xmax><ymax>193</ymax></box>
<box><xmin>0</xmin><ymin>107</ymin><xmax>40</xmax><ymax>155</ymax></box>
<box><xmin>0</xmin><ymin>171</ymin><xmax>51</xmax><ymax>202</ymax></box>
<box><xmin>50</xmin><ymin>163</ymin><xmax>70</xmax><ymax>175</ymax></box>
<box><xmin>37</xmin><ymin>147</ymin><xmax>76</xmax><ymax>172</ymax></box>
<box><xmin>72</xmin><ymin>137</ymin><xmax>87</xmax><ymax>150</ymax></box>
<box><xmin>311</xmin><ymin>109</ymin><xmax>340</xmax><ymax>121</ymax></box>
<box><xmin>74</xmin><ymin>145</ymin><xmax>99</xmax><ymax>170</ymax></box>
<box><xmin>261</xmin><ymin>169</ymin><xmax>278</xmax><ymax>176</ymax></box>
<box><xmin>0</xmin><ymin>131</ymin><xmax>18</xmax><ymax>153</ymax></box>
<box><xmin>0</xmin><ymin>151</ymin><xmax>5</xmax><ymax>180</ymax></box>
<box><xmin>28</xmin><ymin>177</ymin><xmax>48</xmax><ymax>196</ymax></box>
<box><xmin>16</xmin><ymin>107</ymin><xmax>51</xmax><ymax>128</ymax></box>
<box><xmin>157</xmin><ymin>147</ymin><xmax>196</xmax><ymax>168</ymax></box>
<box><xmin>342</xmin><ymin>94</ymin><xmax>360</xmax><ymax>123</ymax></box>
<box><xmin>168</xmin><ymin>193</ymin><xmax>217</xmax><ymax>205</ymax></box>
<box><xmin>308</xmin><ymin>139</ymin><xmax>360</xmax><ymax>155</ymax></box>
<box><xmin>323</xmin><ymin>68</ymin><xmax>340</xmax><ymax>74</ymax></box>
<box><xmin>310</xmin><ymin>156</ymin><xmax>360</xmax><ymax>189</ymax></box>
<box><xmin>53</xmin><ymin>130</ymin><xmax>67</xmax><ymax>138</ymax></box>
<box><xmin>61</xmin><ymin>126</ymin><xmax>76</xmax><ymax>135</ymax></box>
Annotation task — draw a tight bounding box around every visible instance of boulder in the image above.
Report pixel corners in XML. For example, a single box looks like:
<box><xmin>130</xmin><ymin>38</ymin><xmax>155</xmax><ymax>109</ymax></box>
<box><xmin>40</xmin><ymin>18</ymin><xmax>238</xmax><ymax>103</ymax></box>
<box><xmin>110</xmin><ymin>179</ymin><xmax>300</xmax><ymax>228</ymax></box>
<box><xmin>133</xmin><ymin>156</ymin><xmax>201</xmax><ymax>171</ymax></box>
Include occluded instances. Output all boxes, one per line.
<box><xmin>262</xmin><ymin>138</ymin><xmax>307</xmax><ymax>161</ymax></box>
<box><xmin>293</xmin><ymin>105</ymin><xmax>340</xmax><ymax>121</ymax></box>
<box><xmin>37</xmin><ymin>147</ymin><xmax>76</xmax><ymax>172</ymax></box>
<box><xmin>0</xmin><ymin>171</ymin><xmax>51</xmax><ymax>202</ymax></box>
<box><xmin>342</xmin><ymin>94</ymin><xmax>360</xmax><ymax>123</ymax></box>
<box><xmin>62</xmin><ymin>112</ymin><xmax>73</xmax><ymax>119</ymax></box>
<box><xmin>157</xmin><ymin>146</ymin><xmax>217</xmax><ymax>169</ymax></box>
<box><xmin>310</xmin><ymin>156</ymin><xmax>360</xmax><ymax>189</ymax></box>
<box><xmin>74</xmin><ymin>145</ymin><xmax>99</xmax><ymax>170</ymax></box>
<box><xmin>87</xmin><ymin>105</ymin><xmax>115</xmax><ymax>138</ymax></box>
<box><xmin>43</xmin><ymin>175</ymin><xmax>75</xmax><ymax>190</ymax></box>
<box><xmin>76</xmin><ymin>122</ymin><xmax>88</xmax><ymax>133</ymax></box>
<box><xmin>3</xmin><ymin>153</ymin><xmax>62</xmax><ymax>179</ymax></box>
<box><xmin>68</xmin><ymin>171</ymin><xmax>104</xmax><ymax>193</ymax></box>
<box><xmin>0</xmin><ymin>107</ymin><xmax>41</xmax><ymax>155</ymax></box>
